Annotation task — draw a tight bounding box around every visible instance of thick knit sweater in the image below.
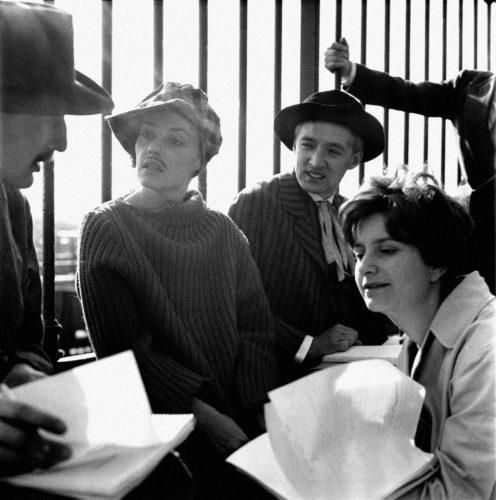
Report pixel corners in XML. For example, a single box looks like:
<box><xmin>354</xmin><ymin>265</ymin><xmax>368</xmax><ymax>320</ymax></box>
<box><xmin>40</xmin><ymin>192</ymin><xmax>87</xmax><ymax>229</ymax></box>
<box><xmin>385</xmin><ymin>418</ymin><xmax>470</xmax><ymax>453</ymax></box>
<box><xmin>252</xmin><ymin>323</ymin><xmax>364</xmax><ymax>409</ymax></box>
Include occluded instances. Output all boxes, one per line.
<box><xmin>77</xmin><ymin>191</ymin><xmax>276</xmax><ymax>416</ymax></box>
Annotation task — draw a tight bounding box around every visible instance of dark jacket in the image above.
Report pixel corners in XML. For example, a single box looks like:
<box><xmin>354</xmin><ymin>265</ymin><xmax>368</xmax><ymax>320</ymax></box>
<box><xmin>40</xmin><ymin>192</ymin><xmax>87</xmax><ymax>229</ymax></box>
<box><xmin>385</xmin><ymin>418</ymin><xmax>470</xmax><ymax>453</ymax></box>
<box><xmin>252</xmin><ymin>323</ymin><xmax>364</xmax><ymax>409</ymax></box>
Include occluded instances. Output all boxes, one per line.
<box><xmin>229</xmin><ymin>172</ymin><xmax>389</xmax><ymax>384</ymax></box>
<box><xmin>0</xmin><ymin>182</ymin><xmax>51</xmax><ymax>379</ymax></box>
<box><xmin>347</xmin><ymin>65</ymin><xmax>496</xmax><ymax>292</ymax></box>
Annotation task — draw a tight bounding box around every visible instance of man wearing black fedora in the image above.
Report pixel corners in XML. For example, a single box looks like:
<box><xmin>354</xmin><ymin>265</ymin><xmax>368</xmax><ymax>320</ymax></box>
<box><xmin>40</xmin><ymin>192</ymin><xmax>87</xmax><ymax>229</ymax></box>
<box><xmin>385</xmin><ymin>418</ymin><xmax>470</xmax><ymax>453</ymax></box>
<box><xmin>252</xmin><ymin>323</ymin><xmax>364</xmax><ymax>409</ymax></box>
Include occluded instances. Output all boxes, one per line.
<box><xmin>0</xmin><ymin>1</ymin><xmax>113</xmax><ymax>481</ymax></box>
<box><xmin>229</xmin><ymin>89</ymin><xmax>392</xmax><ymax>385</ymax></box>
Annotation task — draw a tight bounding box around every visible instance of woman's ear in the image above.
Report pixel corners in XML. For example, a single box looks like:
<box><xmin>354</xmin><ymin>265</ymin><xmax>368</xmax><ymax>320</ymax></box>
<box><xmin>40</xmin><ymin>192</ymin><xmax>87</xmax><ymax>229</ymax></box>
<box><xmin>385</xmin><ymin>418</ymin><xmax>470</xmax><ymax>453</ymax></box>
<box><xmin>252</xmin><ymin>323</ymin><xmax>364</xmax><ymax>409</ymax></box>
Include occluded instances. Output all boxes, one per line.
<box><xmin>430</xmin><ymin>266</ymin><xmax>447</xmax><ymax>283</ymax></box>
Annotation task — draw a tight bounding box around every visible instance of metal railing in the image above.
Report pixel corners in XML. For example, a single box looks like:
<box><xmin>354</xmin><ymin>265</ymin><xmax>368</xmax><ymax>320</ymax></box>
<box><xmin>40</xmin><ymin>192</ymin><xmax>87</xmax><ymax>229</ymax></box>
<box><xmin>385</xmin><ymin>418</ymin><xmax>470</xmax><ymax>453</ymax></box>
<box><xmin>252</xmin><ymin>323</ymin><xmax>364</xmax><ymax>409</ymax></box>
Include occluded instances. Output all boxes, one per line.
<box><xmin>40</xmin><ymin>0</ymin><xmax>495</xmax><ymax>364</ymax></box>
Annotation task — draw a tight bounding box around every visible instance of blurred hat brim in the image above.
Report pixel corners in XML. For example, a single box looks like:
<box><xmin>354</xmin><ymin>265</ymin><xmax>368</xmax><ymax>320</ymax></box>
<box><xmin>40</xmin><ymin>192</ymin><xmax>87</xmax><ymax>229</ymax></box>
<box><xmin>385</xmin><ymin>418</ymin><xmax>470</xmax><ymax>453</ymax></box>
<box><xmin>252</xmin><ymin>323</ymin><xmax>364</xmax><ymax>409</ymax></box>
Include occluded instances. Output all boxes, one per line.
<box><xmin>1</xmin><ymin>71</ymin><xmax>113</xmax><ymax>116</ymax></box>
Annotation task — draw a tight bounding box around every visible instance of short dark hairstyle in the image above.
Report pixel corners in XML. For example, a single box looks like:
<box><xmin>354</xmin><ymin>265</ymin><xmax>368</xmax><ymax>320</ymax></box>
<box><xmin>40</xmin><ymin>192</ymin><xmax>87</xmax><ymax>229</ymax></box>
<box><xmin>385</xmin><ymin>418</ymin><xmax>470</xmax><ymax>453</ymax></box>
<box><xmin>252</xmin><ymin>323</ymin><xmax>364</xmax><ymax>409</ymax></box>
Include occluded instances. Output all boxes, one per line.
<box><xmin>340</xmin><ymin>176</ymin><xmax>473</xmax><ymax>281</ymax></box>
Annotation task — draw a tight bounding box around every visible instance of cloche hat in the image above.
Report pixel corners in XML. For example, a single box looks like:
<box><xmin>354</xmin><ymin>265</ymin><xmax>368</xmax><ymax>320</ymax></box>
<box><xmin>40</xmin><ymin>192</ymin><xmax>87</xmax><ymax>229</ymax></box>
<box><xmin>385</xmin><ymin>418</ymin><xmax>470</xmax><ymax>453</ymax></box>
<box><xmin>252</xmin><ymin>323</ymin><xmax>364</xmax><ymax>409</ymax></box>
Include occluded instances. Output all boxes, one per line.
<box><xmin>106</xmin><ymin>82</ymin><xmax>222</xmax><ymax>166</ymax></box>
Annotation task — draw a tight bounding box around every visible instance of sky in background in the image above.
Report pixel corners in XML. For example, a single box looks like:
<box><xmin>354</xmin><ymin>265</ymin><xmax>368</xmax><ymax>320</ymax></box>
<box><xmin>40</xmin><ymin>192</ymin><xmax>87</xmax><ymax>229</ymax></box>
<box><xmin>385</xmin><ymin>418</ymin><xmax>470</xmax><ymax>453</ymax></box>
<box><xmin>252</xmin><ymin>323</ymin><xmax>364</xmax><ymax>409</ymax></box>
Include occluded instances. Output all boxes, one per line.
<box><xmin>19</xmin><ymin>0</ymin><xmax>495</xmax><ymax>226</ymax></box>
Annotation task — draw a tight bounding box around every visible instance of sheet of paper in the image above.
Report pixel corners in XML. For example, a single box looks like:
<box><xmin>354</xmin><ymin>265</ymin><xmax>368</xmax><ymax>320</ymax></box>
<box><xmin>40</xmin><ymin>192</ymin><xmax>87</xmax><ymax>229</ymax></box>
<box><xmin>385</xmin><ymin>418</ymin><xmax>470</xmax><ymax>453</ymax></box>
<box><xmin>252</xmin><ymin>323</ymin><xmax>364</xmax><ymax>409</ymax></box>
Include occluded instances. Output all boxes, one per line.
<box><xmin>228</xmin><ymin>359</ymin><xmax>433</xmax><ymax>500</ymax></box>
<box><xmin>4</xmin><ymin>351</ymin><xmax>195</xmax><ymax>499</ymax></box>
<box><xmin>320</xmin><ymin>344</ymin><xmax>402</xmax><ymax>366</ymax></box>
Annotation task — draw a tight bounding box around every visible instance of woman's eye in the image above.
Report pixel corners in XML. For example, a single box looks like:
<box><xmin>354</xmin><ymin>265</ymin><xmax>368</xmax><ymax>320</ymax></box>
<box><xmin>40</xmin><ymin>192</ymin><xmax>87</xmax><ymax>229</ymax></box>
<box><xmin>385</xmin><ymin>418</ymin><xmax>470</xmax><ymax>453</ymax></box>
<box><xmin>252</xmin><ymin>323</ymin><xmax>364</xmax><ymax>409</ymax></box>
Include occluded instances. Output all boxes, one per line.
<box><xmin>169</xmin><ymin>137</ymin><xmax>183</xmax><ymax>146</ymax></box>
<box><xmin>139</xmin><ymin>130</ymin><xmax>152</xmax><ymax>140</ymax></box>
<box><xmin>380</xmin><ymin>247</ymin><xmax>397</xmax><ymax>255</ymax></box>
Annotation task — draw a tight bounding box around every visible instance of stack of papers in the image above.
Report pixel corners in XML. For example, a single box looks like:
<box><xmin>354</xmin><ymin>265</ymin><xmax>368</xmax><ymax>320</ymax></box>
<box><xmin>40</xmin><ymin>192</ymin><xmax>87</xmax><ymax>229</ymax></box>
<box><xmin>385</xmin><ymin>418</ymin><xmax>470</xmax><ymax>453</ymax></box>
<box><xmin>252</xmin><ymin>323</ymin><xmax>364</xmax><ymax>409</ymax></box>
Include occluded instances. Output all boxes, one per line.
<box><xmin>228</xmin><ymin>359</ymin><xmax>434</xmax><ymax>500</ymax></box>
<box><xmin>318</xmin><ymin>344</ymin><xmax>403</xmax><ymax>366</ymax></box>
<box><xmin>3</xmin><ymin>351</ymin><xmax>194</xmax><ymax>500</ymax></box>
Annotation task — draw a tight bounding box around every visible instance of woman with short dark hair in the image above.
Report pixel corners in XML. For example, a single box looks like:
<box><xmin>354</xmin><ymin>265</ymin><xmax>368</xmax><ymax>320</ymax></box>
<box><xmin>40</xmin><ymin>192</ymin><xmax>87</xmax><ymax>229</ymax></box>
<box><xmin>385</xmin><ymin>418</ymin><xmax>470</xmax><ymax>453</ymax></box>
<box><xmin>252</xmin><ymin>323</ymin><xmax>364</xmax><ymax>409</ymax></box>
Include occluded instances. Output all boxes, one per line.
<box><xmin>340</xmin><ymin>176</ymin><xmax>495</xmax><ymax>499</ymax></box>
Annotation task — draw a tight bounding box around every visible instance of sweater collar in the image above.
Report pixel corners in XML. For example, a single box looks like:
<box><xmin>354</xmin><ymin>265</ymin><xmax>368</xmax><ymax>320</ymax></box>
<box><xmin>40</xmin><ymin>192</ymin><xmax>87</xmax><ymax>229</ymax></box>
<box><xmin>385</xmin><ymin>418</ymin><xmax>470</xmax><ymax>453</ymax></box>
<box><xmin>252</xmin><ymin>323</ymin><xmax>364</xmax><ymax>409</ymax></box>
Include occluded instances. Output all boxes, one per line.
<box><xmin>118</xmin><ymin>189</ymin><xmax>206</xmax><ymax>227</ymax></box>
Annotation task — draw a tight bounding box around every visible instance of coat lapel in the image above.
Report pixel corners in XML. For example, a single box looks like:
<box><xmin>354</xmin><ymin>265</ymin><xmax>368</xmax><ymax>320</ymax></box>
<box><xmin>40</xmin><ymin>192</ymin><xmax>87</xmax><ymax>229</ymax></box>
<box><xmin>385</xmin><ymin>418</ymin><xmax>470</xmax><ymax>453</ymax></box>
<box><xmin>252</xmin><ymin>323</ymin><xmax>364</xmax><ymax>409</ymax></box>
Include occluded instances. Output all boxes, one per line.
<box><xmin>278</xmin><ymin>172</ymin><xmax>327</xmax><ymax>272</ymax></box>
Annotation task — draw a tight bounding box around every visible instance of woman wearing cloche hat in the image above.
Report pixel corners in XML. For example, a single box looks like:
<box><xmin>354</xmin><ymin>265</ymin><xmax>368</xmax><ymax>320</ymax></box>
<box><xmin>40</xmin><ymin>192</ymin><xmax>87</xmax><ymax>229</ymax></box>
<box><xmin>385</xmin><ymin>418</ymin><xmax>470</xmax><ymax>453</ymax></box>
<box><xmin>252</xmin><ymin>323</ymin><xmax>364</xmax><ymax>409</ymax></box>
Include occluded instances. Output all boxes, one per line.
<box><xmin>77</xmin><ymin>82</ymin><xmax>276</xmax><ymax>498</ymax></box>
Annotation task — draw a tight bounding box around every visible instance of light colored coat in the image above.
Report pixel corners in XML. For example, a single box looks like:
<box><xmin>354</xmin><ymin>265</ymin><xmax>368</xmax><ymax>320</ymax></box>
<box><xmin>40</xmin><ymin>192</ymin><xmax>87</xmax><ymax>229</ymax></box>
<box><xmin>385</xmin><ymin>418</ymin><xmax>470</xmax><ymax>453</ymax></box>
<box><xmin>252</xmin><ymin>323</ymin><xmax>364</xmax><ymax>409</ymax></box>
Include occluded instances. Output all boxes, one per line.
<box><xmin>397</xmin><ymin>272</ymin><xmax>496</xmax><ymax>499</ymax></box>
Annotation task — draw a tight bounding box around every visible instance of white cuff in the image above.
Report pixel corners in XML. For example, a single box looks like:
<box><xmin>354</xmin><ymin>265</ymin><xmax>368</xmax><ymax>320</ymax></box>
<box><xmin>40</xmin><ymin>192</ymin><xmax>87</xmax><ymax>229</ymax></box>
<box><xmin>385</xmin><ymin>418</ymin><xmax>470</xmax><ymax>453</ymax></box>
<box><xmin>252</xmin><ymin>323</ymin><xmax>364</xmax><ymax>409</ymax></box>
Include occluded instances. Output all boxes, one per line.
<box><xmin>294</xmin><ymin>335</ymin><xmax>314</xmax><ymax>364</ymax></box>
<box><xmin>342</xmin><ymin>61</ymin><xmax>357</xmax><ymax>87</ymax></box>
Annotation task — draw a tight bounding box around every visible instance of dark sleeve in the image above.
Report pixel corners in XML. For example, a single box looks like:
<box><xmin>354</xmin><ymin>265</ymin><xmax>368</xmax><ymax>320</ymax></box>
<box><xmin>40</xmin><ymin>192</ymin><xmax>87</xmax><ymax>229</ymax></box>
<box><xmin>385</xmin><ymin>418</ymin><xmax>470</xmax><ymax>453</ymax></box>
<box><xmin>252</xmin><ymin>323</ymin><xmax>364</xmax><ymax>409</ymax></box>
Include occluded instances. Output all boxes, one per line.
<box><xmin>77</xmin><ymin>210</ymin><xmax>210</xmax><ymax>413</ymax></box>
<box><xmin>347</xmin><ymin>63</ymin><xmax>458</xmax><ymax>121</ymax></box>
<box><xmin>232</xmin><ymin>227</ymin><xmax>277</xmax><ymax>407</ymax></box>
<box><xmin>0</xmin><ymin>188</ymin><xmax>51</xmax><ymax>375</ymax></box>
<box><xmin>229</xmin><ymin>191</ymin><xmax>308</xmax><ymax>362</ymax></box>
<box><xmin>10</xmin><ymin>222</ymin><xmax>52</xmax><ymax>373</ymax></box>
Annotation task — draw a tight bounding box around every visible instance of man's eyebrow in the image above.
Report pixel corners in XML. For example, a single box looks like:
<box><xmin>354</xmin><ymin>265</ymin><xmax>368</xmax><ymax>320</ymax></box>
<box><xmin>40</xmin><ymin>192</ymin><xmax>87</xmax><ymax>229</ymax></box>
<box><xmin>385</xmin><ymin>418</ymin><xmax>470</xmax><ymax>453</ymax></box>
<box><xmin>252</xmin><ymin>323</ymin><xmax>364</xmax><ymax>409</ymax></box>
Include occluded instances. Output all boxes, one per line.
<box><xmin>298</xmin><ymin>135</ymin><xmax>316</xmax><ymax>141</ymax></box>
<box><xmin>353</xmin><ymin>236</ymin><xmax>395</xmax><ymax>246</ymax></box>
<box><xmin>298</xmin><ymin>135</ymin><xmax>346</xmax><ymax>149</ymax></box>
<box><xmin>140</xmin><ymin>121</ymin><xmax>190</xmax><ymax>134</ymax></box>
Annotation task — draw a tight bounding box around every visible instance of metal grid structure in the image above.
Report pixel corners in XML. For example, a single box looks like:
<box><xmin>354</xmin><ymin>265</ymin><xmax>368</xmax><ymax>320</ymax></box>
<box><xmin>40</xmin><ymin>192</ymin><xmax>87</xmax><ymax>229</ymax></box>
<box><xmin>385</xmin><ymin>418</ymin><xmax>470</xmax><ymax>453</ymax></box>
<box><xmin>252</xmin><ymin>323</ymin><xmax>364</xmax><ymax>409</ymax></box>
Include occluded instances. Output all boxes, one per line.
<box><xmin>37</xmin><ymin>0</ymin><xmax>495</xmax><ymax>362</ymax></box>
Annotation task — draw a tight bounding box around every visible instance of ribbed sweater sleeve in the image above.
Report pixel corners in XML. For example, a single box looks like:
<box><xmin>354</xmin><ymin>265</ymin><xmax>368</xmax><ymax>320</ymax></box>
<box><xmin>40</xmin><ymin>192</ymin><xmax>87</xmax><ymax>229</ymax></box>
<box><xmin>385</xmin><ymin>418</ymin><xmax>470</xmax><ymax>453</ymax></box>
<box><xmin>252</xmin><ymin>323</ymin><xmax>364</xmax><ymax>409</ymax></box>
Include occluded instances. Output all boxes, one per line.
<box><xmin>233</xmin><ymin>235</ymin><xmax>276</xmax><ymax>406</ymax></box>
<box><xmin>77</xmin><ymin>194</ymin><xmax>275</xmax><ymax>415</ymax></box>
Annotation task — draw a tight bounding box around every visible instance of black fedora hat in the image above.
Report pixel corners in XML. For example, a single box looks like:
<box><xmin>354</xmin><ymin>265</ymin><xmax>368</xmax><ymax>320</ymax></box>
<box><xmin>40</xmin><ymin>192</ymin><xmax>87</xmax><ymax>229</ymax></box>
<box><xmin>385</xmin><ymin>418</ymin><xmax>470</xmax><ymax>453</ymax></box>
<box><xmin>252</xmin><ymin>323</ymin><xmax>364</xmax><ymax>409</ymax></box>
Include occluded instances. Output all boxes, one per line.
<box><xmin>0</xmin><ymin>1</ymin><xmax>113</xmax><ymax>115</ymax></box>
<box><xmin>274</xmin><ymin>90</ymin><xmax>384</xmax><ymax>162</ymax></box>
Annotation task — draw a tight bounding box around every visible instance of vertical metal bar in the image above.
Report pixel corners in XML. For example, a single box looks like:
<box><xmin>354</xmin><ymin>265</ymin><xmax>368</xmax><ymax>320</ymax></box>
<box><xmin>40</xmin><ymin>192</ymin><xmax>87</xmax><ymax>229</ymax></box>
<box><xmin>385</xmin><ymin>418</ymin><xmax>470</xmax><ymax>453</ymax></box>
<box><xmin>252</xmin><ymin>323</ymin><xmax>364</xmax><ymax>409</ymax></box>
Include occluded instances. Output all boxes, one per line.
<box><xmin>440</xmin><ymin>0</ymin><xmax>447</xmax><ymax>186</ymax></box>
<box><xmin>42</xmin><ymin>160</ymin><xmax>61</xmax><ymax>362</ymax></box>
<box><xmin>41</xmin><ymin>0</ymin><xmax>60</xmax><ymax>362</ymax></box>
<box><xmin>488</xmin><ymin>1</ymin><xmax>493</xmax><ymax>70</ymax></box>
<box><xmin>383</xmin><ymin>0</ymin><xmax>390</xmax><ymax>170</ymax></box>
<box><xmin>423</xmin><ymin>0</ymin><xmax>430</xmax><ymax>166</ymax></box>
<box><xmin>300</xmin><ymin>0</ymin><xmax>320</xmax><ymax>100</ymax></box>
<box><xmin>101</xmin><ymin>0</ymin><xmax>113</xmax><ymax>203</ymax></box>
<box><xmin>334</xmin><ymin>0</ymin><xmax>342</xmax><ymax>89</ymax></box>
<box><xmin>153</xmin><ymin>0</ymin><xmax>164</xmax><ymax>89</ymax></box>
<box><xmin>474</xmin><ymin>0</ymin><xmax>478</xmax><ymax>68</ymax></box>
<box><xmin>457</xmin><ymin>0</ymin><xmax>463</xmax><ymax>184</ymax></box>
<box><xmin>238</xmin><ymin>0</ymin><xmax>247</xmax><ymax>192</ymax></box>
<box><xmin>403</xmin><ymin>0</ymin><xmax>411</xmax><ymax>166</ymax></box>
<box><xmin>198</xmin><ymin>0</ymin><xmax>208</xmax><ymax>198</ymax></box>
<box><xmin>273</xmin><ymin>0</ymin><xmax>282</xmax><ymax>175</ymax></box>
<box><xmin>359</xmin><ymin>0</ymin><xmax>367</xmax><ymax>184</ymax></box>
<box><xmin>459</xmin><ymin>0</ymin><xmax>463</xmax><ymax>72</ymax></box>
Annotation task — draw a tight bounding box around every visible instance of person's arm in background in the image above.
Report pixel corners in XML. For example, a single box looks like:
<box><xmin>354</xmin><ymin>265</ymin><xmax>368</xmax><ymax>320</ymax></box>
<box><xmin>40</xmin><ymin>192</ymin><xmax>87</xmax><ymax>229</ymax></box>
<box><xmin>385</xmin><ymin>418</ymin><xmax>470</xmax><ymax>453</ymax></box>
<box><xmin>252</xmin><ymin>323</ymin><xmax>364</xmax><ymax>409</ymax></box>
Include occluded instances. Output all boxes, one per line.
<box><xmin>325</xmin><ymin>37</ymin><xmax>457</xmax><ymax>120</ymax></box>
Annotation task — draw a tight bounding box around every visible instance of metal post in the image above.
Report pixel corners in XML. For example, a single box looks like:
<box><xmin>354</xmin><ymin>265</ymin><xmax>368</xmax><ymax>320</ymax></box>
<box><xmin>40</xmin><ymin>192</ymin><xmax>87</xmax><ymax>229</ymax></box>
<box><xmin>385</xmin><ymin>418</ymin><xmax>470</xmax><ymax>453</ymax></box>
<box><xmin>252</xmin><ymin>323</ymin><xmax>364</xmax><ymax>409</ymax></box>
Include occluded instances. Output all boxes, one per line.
<box><xmin>273</xmin><ymin>0</ymin><xmax>282</xmax><ymax>175</ymax></box>
<box><xmin>300</xmin><ymin>0</ymin><xmax>320</xmax><ymax>100</ymax></box>
<box><xmin>334</xmin><ymin>0</ymin><xmax>342</xmax><ymax>90</ymax></box>
<box><xmin>403</xmin><ymin>0</ymin><xmax>411</xmax><ymax>166</ymax></box>
<box><xmin>198</xmin><ymin>0</ymin><xmax>208</xmax><ymax>198</ymax></box>
<box><xmin>383</xmin><ymin>0</ymin><xmax>391</xmax><ymax>171</ymax></box>
<box><xmin>359</xmin><ymin>0</ymin><xmax>368</xmax><ymax>184</ymax></box>
<box><xmin>238</xmin><ymin>0</ymin><xmax>248</xmax><ymax>192</ymax></box>
<box><xmin>101</xmin><ymin>0</ymin><xmax>113</xmax><ymax>203</ymax></box>
<box><xmin>153</xmin><ymin>0</ymin><xmax>164</xmax><ymax>89</ymax></box>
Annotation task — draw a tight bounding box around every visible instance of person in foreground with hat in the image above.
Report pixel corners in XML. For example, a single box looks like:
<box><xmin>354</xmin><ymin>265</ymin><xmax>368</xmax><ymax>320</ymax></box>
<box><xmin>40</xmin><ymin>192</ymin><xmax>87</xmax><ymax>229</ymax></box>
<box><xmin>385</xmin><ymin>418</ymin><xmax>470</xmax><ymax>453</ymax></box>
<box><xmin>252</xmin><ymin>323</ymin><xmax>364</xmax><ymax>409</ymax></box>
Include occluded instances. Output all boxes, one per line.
<box><xmin>229</xmin><ymin>90</ymin><xmax>393</xmax><ymax>385</ymax></box>
<box><xmin>76</xmin><ymin>82</ymin><xmax>276</xmax><ymax>499</ymax></box>
<box><xmin>0</xmin><ymin>1</ymin><xmax>113</xmax><ymax>479</ymax></box>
